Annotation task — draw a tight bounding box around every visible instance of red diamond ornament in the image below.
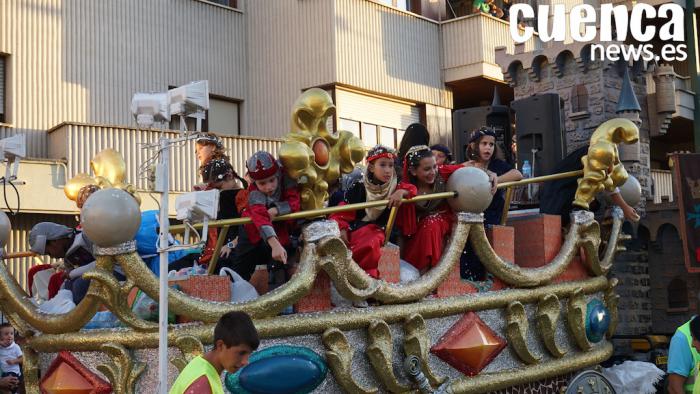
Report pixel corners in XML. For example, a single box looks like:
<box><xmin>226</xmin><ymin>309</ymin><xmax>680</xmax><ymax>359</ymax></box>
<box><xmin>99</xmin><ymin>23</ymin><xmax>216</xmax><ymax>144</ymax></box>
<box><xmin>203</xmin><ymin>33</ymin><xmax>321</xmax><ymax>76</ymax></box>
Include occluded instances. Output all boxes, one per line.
<box><xmin>430</xmin><ymin>312</ymin><xmax>507</xmax><ymax>376</ymax></box>
<box><xmin>40</xmin><ymin>351</ymin><xmax>112</xmax><ymax>394</ymax></box>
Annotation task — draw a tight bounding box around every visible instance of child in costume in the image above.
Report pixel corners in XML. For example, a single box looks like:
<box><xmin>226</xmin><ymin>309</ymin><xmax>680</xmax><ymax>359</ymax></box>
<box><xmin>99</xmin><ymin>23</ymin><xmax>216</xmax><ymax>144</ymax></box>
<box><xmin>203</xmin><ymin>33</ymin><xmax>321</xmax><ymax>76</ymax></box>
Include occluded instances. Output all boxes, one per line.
<box><xmin>460</xmin><ymin>127</ymin><xmax>520</xmax><ymax>280</ymax></box>
<box><xmin>231</xmin><ymin>151</ymin><xmax>300</xmax><ymax>289</ymax></box>
<box><xmin>197</xmin><ymin>158</ymin><xmax>248</xmax><ymax>273</ymax></box>
<box><xmin>169</xmin><ymin>311</ymin><xmax>259</xmax><ymax>394</ymax></box>
<box><xmin>329</xmin><ymin>145</ymin><xmax>415</xmax><ymax>278</ymax></box>
<box><xmin>397</xmin><ymin>145</ymin><xmax>470</xmax><ymax>273</ymax></box>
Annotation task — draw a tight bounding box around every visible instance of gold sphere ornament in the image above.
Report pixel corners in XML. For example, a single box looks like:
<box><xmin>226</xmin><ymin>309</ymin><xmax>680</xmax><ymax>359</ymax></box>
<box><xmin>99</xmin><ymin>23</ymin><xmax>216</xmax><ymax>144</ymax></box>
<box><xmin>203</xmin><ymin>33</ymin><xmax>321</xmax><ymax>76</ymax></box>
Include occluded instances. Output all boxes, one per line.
<box><xmin>0</xmin><ymin>211</ymin><xmax>11</xmax><ymax>248</ymax></box>
<box><xmin>279</xmin><ymin>88</ymin><xmax>365</xmax><ymax>210</ymax></box>
<box><xmin>446</xmin><ymin>167</ymin><xmax>493</xmax><ymax>213</ymax></box>
<box><xmin>80</xmin><ymin>188</ymin><xmax>141</xmax><ymax>247</ymax></box>
<box><xmin>618</xmin><ymin>175</ymin><xmax>641</xmax><ymax>207</ymax></box>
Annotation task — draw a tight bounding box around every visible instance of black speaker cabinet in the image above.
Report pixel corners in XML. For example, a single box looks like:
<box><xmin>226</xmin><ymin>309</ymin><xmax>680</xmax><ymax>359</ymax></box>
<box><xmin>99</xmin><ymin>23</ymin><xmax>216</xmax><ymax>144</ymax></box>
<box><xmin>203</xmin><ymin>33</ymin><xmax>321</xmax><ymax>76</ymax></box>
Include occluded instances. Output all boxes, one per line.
<box><xmin>511</xmin><ymin>94</ymin><xmax>567</xmax><ymax>176</ymax></box>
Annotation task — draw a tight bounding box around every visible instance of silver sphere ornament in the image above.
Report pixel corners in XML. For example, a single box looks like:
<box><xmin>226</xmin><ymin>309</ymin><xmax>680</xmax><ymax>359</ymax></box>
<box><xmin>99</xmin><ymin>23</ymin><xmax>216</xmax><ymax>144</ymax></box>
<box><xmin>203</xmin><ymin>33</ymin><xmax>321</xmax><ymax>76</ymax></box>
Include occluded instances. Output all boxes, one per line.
<box><xmin>81</xmin><ymin>188</ymin><xmax>141</xmax><ymax>247</ymax></box>
<box><xmin>0</xmin><ymin>211</ymin><xmax>11</xmax><ymax>248</ymax></box>
<box><xmin>446</xmin><ymin>167</ymin><xmax>493</xmax><ymax>213</ymax></box>
<box><xmin>618</xmin><ymin>175</ymin><xmax>641</xmax><ymax>207</ymax></box>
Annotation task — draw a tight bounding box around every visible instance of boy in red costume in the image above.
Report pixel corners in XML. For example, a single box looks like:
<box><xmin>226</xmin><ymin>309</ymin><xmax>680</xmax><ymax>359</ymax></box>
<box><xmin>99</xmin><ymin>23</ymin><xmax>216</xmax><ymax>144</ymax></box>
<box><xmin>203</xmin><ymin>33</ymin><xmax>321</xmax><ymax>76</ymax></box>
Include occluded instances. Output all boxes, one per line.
<box><xmin>230</xmin><ymin>151</ymin><xmax>300</xmax><ymax>290</ymax></box>
<box><xmin>329</xmin><ymin>145</ymin><xmax>415</xmax><ymax>278</ymax></box>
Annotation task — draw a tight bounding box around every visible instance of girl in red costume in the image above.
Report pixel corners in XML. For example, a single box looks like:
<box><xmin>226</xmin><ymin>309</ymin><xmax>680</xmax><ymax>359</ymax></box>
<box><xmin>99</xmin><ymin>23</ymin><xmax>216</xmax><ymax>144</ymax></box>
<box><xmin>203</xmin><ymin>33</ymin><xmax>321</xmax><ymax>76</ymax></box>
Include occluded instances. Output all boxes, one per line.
<box><xmin>397</xmin><ymin>145</ymin><xmax>497</xmax><ymax>273</ymax></box>
<box><xmin>329</xmin><ymin>145</ymin><xmax>415</xmax><ymax>278</ymax></box>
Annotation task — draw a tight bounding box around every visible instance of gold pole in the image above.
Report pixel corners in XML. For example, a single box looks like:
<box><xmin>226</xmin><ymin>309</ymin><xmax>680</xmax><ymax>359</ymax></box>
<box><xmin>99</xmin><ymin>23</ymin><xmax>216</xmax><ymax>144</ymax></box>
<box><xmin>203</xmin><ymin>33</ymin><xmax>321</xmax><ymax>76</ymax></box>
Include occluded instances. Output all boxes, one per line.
<box><xmin>497</xmin><ymin>170</ymin><xmax>583</xmax><ymax>189</ymax></box>
<box><xmin>383</xmin><ymin>207</ymin><xmax>398</xmax><ymax>246</ymax></box>
<box><xmin>207</xmin><ymin>225</ymin><xmax>230</xmax><ymax>275</ymax></box>
<box><xmin>170</xmin><ymin>169</ymin><xmax>583</xmax><ymax>234</ymax></box>
<box><xmin>500</xmin><ymin>186</ymin><xmax>513</xmax><ymax>226</ymax></box>
<box><xmin>3</xmin><ymin>251</ymin><xmax>37</xmax><ymax>259</ymax></box>
<box><xmin>170</xmin><ymin>191</ymin><xmax>457</xmax><ymax>233</ymax></box>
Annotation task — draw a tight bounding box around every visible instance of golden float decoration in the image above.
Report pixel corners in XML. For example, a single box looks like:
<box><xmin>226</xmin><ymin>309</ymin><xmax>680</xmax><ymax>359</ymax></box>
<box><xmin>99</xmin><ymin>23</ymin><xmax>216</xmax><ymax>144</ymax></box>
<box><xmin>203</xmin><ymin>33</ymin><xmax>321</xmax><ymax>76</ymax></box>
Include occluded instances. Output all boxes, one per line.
<box><xmin>573</xmin><ymin>118</ymin><xmax>639</xmax><ymax>210</ymax></box>
<box><xmin>279</xmin><ymin>88</ymin><xmax>365</xmax><ymax>210</ymax></box>
<box><xmin>0</xmin><ymin>93</ymin><xmax>635</xmax><ymax>392</ymax></box>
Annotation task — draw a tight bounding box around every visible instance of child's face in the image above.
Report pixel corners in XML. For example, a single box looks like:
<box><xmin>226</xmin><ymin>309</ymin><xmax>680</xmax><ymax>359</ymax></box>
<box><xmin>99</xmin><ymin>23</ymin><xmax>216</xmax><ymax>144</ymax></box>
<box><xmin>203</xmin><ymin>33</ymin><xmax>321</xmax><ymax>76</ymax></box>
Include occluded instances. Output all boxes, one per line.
<box><xmin>254</xmin><ymin>175</ymin><xmax>278</xmax><ymax>196</ymax></box>
<box><xmin>369</xmin><ymin>157</ymin><xmax>394</xmax><ymax>184</ymax></box>
<box><xmin>410</xmin><ymin>156</ymin><xmax>437</xmax><ymax>185</ymax></box>
<box><xmin>477</xmin><ymin>136</ymin><xmax>496</xmax><ymax>162</ymax></box>
<box><xmin>195</xmin><ymin>142</ymin><xmax>216</xmax><ymax>163</ymax></box>
<box><xmin>432</xmin><ymin>150</ymin><xmax>447</xmax><ymax>165</ymax></box>
<box><xmin>218</xmin><ymin>342</ymin><xmax>253</xmax><ymax>374</ymax></box>
<box><xmin>0</xmin><ymin>327</ymin><xmax>14</xmax><ymax>347</ymax></box>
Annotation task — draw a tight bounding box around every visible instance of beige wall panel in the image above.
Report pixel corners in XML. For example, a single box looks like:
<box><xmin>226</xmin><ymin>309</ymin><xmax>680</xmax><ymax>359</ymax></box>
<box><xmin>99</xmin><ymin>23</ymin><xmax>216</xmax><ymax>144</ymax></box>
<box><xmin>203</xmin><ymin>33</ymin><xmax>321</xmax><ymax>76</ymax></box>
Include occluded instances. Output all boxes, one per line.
<box><xmin>335</xmin><ymin>88</ymin><xmax>420</xmax><ymax>130</ymax></box>
<box><xmin>244</xmin><ymin>0</ymin><xmax>336</xmax><ymax>139</ymax></box>
<box><xmin>48</xmin><ymin>123</ymin><xmax>281</xmax><ymax>193</ymax></box>
<box><xmin>334</xmin><ymin>0</ymin><xmax>449</xmax><ymax>107</ymax></box>
<box><xmin>4</xmin><ymin>212</ymin><xmax>77</xmax><ymax>291</ymax></box>
<box><xmin>0</xmin><ymin>0</ymin><xmax>246</xmax><ymax>158</ymax></box>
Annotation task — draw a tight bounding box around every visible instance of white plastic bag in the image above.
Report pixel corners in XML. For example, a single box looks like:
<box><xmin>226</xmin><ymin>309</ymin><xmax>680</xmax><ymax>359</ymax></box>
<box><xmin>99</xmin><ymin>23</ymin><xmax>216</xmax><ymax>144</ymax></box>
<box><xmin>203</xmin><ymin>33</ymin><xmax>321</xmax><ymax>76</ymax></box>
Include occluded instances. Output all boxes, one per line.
<box><xmin>38</xmin><ymin>289</ymin><xmax>76</xmax><ymax>314</ymax></box>
<box><xmin>400</xmin><ymin>260</ymin><xmax>420</xmax><ymax>283</ymax></box>
<box><xmin>220</xmin><ymin>267</ymin><xmax>259</xmax><ymax>303</ymax></box>
<box><xmin>601</xmin><ymin>360</ymin><xmax>664</xmax><ymax>394</ymax></box>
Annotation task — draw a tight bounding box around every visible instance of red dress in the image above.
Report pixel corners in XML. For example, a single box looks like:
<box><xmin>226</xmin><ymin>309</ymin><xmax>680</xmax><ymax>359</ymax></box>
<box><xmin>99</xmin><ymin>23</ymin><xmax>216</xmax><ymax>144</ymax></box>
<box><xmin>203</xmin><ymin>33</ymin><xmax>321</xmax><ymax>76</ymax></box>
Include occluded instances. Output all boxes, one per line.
<box><xmin>397</xmin><ymin>165</ymin><xmax>462</xmax><ymax>271</ymax></box>
<box><xmin>330</xmin><ymin>177</ymin><xmax>416</xmax><ymax>278</ymax></box>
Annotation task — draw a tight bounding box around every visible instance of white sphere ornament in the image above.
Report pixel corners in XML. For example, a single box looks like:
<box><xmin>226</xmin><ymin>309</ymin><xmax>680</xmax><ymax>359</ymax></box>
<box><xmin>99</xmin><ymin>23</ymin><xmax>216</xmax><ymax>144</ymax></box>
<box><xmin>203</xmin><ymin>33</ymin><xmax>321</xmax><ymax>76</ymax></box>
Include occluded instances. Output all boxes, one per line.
<box><xmin>0</xmin><ymin>211</ymin><xmax>11</xmax><ymax>248</ymax></box>
<box><xmin>446</xmin><ymin>166</ymin><xmax>494</xmax><ymax>213</ymax></box>
<box><xmin>80</xmin><ymin>188</ymin><xmax>141</xmax><ymax>247</ymax></box>
<box><xmin>618</xmin><ymin>175</ymin><xmax>642</xmax><ymax>207</ymax></box>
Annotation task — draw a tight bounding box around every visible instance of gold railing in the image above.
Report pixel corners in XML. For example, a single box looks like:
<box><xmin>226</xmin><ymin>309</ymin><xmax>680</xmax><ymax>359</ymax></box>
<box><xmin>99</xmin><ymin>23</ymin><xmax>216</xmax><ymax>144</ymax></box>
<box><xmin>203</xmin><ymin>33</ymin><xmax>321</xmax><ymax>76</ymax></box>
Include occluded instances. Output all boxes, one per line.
<box><xmin>169</xmin><ymin>169</ymin><xmax>583</xmax><ymax>273</ymax></box>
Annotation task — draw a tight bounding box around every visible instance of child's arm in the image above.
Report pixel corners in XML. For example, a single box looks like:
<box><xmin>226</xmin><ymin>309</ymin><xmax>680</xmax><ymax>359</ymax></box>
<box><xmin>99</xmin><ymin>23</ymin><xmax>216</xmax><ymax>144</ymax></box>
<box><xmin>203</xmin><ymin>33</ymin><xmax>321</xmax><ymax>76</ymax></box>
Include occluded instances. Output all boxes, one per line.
<box><xmin>267</xmin><ymin>236</ymin><xmax>287</xmax><ymax>264</ymax></box>
<box><xmin>497</xmin><ymin>168</ymin><xmax>523</xmax><ymax>183</ymax></box>
<box><xmin>7</xmin><ymin>355</ymin><xmax>22</xmax><ymax>365</ymax></box>
<box><xmin>611</xmin><ymin>191</ymin><xmax>640</xmax><ymax>222</ymax></box>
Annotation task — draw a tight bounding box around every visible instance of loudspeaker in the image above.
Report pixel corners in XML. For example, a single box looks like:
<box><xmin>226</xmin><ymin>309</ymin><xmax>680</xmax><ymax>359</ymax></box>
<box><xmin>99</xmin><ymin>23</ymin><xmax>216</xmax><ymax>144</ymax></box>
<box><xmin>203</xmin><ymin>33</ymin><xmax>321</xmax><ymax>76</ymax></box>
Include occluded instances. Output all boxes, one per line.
<box><xmin>511</xmin><ymin>94</ymin><xmax>567</xmax><ymax>177</ymax></box>
<box><xmin>452</xmin><ymin>106</ymin><xmax>490</xmax><ymax>163</ymax></box>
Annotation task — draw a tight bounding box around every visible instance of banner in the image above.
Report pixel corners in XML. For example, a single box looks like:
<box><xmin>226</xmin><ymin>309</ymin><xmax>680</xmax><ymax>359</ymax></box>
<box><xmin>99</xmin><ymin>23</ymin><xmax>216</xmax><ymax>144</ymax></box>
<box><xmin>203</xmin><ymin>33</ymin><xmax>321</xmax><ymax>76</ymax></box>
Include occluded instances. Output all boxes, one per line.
<box><xmin>672</xmin><ymin>153</ymin><xmax>700</xmax><ymax>272</ymax></box>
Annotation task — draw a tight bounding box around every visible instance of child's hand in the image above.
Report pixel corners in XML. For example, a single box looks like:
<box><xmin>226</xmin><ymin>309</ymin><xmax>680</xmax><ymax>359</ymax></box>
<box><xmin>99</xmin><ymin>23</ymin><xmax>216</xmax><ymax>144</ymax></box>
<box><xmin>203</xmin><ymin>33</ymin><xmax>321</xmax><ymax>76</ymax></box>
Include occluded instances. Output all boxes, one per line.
<box><xmin>340</xmin><ymin>230</ymin><xmax>350</xmax><ymax>246</ymax></box>
<box><xmin>268</xmin><ymin>207</ymin><xmax>279</xmax><ymax>218</ymax></box>
<box><xmin>486</xmin><ymin>170</ymin><xmax>498</xmax><ymax>195</ymax></box>
<box><xmin>7</xmin><ymin>358</ymin><xmax>18</xmax><ymax>365</ymax></box>
<box><xmin>268</xmin><ymin>237</ymin><xmax>287</xmax><ymax>264</ymax></box>
<box><xmin>388</xmin><ymin>189</ymin><xmax>408</xmax><ymax>208</ymax></box>
<box><xmin>623</xmin><ymin>206</ymin><xmax>640</xmax><ymax>222</ymax></box>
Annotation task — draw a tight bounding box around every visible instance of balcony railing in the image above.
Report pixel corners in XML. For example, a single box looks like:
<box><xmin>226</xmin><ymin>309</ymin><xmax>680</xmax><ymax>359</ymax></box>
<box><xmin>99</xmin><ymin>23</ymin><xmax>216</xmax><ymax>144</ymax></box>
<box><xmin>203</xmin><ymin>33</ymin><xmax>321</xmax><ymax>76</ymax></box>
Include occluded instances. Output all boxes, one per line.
<box><xmin>651</xmin><ymin>169</ymin><xmax>674</xmax><ymax>204</ymax></box>
<box><xmin>47</xmin><ymin>122</ymin><xmax>282</xmax><ymax>193</ymax></box>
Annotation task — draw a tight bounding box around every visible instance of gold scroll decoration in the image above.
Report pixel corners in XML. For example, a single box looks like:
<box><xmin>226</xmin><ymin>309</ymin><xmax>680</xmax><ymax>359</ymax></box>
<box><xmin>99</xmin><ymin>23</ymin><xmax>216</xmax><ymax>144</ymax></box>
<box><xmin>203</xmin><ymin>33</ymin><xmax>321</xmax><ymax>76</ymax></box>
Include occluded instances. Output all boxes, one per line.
<box><xmin>64</xmin><ymin>148</ymin><xmax>141</xmax><ymax>206</ymax></box>
<box><xmin>322</xmin><ymin>328</ymin><xmax>379</xmax><ymax>394</ymax></box>
<box><xmin>506</xmin><ymin>301</ymin><xmax>540</xmax><ymax>364</ymax></box>
<box><xmin>535</xmin><ymin>294</ymin><xmax>567</xmax><ymax>358</ymax></box>
<box><xmin>573</xmin><ymin>118</ymin><xmax>639</xmax><ymax>210</ymax></box>
<box><xmin>97</xmin><ymin>343</ymin><xmax>146</xmax><ymax>394</ymax></box>
<box><xmin>279</xmin><ymin>88</ymin><xmax>364</xmax><ymax>210</ymax></box>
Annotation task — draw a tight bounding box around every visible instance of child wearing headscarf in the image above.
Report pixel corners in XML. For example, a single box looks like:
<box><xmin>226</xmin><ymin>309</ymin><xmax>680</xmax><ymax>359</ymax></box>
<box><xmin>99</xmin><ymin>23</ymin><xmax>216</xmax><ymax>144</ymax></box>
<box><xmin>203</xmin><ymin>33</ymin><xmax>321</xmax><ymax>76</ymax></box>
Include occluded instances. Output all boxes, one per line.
<box><xmin>329</xmin><ymin>145</ymin><xmax>416</xmax><ymax>278</ymax></box>
<box><xmin>396</xmin><ymin>146</ymin><xmax>466</xmax><ymax>272</ymax></box>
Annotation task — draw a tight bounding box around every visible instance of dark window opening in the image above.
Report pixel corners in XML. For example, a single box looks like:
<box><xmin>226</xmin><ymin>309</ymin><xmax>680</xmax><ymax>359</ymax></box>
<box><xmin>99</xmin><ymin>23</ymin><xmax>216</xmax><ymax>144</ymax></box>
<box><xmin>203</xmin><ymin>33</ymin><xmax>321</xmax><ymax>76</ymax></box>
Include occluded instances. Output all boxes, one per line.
<box><xmin>668</xmin><ymin>277</ymin><xmax>689</xmax><ymax>309</ymax></box>
<box><xmin>571</xmin><ymin>84</ymin><xmax>588</xmax><ymax>113</ymax></box>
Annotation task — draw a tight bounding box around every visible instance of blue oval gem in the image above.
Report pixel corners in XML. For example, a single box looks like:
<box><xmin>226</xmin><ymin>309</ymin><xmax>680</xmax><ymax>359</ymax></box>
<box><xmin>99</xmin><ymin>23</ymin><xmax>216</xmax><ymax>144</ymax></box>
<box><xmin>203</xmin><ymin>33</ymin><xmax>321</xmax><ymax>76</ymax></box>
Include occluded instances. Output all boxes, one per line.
<box><xmin>585</xmin><ymin>299</ymin><xmax>611</xmax><ymax>343</ymax></box>
<box><xmin>225</xmin><ymin>345</ymin><xmax>328</xmax><ymax>394</ymax></box>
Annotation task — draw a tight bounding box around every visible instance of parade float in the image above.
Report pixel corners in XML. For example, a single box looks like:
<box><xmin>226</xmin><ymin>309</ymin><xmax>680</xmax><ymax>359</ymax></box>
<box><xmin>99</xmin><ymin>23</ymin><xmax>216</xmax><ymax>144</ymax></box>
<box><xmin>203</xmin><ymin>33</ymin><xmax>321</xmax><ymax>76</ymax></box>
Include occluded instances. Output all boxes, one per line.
<box><xmin>0</xmin><ymin>89</ymin><xmax>639</xmax><ymax>393</ymax></box>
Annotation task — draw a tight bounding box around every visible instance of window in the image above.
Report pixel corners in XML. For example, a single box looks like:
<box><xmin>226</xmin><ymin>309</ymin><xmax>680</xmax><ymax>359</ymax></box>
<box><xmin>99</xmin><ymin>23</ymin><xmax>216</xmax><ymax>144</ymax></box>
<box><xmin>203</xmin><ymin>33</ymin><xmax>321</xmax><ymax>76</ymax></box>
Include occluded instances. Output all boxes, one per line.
<box><xmin>570</xmin><ymin>84</ymin><xmax>588</xmax><ymax>113</ymax></box>
<box><xmin>339</xmin><ymin>118</ymin><xmax>360</xmax><ymax>139</ymax></box>
<box><xmin>362</xmin><ymin>123</ymin><xmax>378</xmax><ymax>148</ymax></box>
<box><xmin>668</xmin><ymin>277</ymin><xmax>688</xmax><ymax>310</ymax></box>
<box><xmin>207</xmin><ymin>0</ymin><xmax>237</xmax><ymax>8</ymax></box>
<box><xmin>167</xmin><ymin>87</ymin><xmax>240</xmax><ymax>135</ymax></box>
<box><xmin>0</xmin><ymin>55</ymin><xmax>5</xmax><ymax>123</ymax></box>
<box><xmin>340</xmin><ymin>118</ymin><xmax>405</xmax><ymax>150</ymax></box>
<box><xmin>208</xmin><ymin>98</ymin><xmax>239</xmax><ymax>136</ymax></box>
<box><xmin>380</xmin><ymin>126</ymin><xmax>396</xmax><ymax>149</ymax></box>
